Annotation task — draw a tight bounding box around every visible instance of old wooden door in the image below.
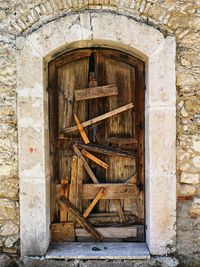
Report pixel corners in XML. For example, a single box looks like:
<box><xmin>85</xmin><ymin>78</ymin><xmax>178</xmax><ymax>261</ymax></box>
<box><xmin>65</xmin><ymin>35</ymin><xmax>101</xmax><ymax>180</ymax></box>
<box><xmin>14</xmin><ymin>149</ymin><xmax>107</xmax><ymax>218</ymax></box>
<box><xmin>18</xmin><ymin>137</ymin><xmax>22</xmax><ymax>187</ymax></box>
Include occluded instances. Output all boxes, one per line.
<box><xmin>49</xmin><ymin>48</ymin><xmax>145</xmax><ymax>242</ymax></box>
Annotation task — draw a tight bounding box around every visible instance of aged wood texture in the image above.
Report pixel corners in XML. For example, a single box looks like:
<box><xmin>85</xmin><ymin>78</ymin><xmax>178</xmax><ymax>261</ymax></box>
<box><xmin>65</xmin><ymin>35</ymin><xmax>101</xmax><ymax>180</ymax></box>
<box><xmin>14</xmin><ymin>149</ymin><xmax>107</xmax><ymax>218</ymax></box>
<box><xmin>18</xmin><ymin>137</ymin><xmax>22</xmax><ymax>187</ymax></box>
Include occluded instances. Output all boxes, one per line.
<box><xmin>58</xmin><ymin>197</ymin><xmax>103</xmax><ymax>241</ymax></box>
<box><xmin>60</xmin><ymin>177</ymin><xmax>69</xmax><ymax>222</ymax></box>
<box><xmin>51</xmin><ymin>222</ymin><xmax>75</xmax><ymax>242</ymax></box>
<box><xmin>74</xmin><ymin>114</ymin><xmax>90</xmax><ymax>144</ymax></box>
<box><xmin>115</xmin><ymin>199</ymin><xmax>126</xmax><ymax>223</ymax></box>
<box><xmin>62</xmin><ymin>103</ymin><xmax>134</xmax><ymax>134</ymax></box>
<box><xmin>75</xmin><ymin>84</ymin><xmax>118</xmax><ymax>101</ymax></box>
<box><xmin>49</xmin><ymin>48</ymin><xmax>145</xmax><ymax>241</ymax></box>
<box><xmin>76</xmin><ymin>157</ymin><xmax>83</xmax><ymax>213</ymax></box>
<box><xmin>73</xmin><ymin>145</ymin><xmax>99</xmax><ymax>184</ymax></box>
<box><xmin>81</xmin><ymin>149</ymin><xmax>108</xmax><ymax>169</ymax></box>
<box><xmin>68</xmin><ymin>155</ymin><xmax>78</xmax><ymax>222</ymax></box>
<box><xmin>83</xmin><ymin>188</ymin><xmax>105</xmax><ymax>218</ymax></box>
<box><xmin>75</xmin><ymin>226</ymin><xmax>137</xmax><ymax>239</ymax></box>
<box><xmin>76</xmin><ymin>143</ymin><xmax>135</xmax><ymax>158</ymax></box>
<box><xmin>83</xmin><ymin>183</ymin><xmax>139</xmax><ymax>199</ymax></box>
<box><xmin>125</xmin><ymin>174</ymin><xmax>137</xmax><ymax>184</ymax></box>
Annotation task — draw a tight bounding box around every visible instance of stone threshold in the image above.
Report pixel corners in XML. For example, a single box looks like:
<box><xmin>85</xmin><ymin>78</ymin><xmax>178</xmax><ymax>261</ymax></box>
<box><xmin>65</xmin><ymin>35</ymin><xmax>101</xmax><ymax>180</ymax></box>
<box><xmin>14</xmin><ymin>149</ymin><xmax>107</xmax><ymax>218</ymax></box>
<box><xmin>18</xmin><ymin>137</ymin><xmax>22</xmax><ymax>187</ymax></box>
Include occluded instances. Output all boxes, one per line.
<box><xmin>46</xmin><ymin>242</ymin><xmax>150</xmax><ymax>260</ymax></box>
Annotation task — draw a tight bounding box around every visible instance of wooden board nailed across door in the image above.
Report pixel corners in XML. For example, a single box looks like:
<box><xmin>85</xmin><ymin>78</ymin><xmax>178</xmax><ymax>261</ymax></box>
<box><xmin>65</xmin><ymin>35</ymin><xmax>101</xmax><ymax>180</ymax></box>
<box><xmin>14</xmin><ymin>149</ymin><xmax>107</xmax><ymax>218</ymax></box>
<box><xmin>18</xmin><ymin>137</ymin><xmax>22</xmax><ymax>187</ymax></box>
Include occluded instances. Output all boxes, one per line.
<box><xmin>49</xmin><ymin>48</ymin><xmax>145</xmax><ymax>242</ymax></box>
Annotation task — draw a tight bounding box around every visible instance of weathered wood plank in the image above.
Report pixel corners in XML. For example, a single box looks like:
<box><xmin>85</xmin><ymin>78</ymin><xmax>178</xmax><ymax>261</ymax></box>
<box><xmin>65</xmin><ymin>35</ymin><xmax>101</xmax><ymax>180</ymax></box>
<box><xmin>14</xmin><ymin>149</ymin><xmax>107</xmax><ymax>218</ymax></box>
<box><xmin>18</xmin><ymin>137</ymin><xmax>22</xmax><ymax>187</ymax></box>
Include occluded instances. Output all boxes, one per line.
<box><xmin>75</xmin><ymin>84</ymin><xmax>118</xmax><ymax>101</ymax></box>
<box><xmin>51</xmin><ymin>222</ymin><xmax>75</xmax><ymax>242</ymax></box>
<box><xmin>83</xmin><ymin>188</ymin><xmax>105</xmax><ymax>218</ymax></box>
<box><xmin>82</xmin><ymin>149</ymin><xmax>108</xmax><ymax>169</ymax></box>
<box><xmin>76</xmin><ymin>143</ymin><xmax>135</xmax><ymax>159</ymax></box>
<box><xmin>83</xmin><ymin>183</ymin><xmax>139</xmax><ymax>199</ymax></box>
<box><xmin>73</xmin><ymin>145</ymin><xmax>99</xmax><ymax>184</ymax></box>
<box><xmin>60</xmin><ymin>177</ymin><xmax>69</xmax><ymax>222</ymax></box>
<box><xmin>76</xmin><ymin>157</ymin><xmax>83</xmax><ymax>213</ymax></box>
<box><xmin>61</xmin><ymin>103</ymin><xmax>134</xmax><ymax>134</ymax></box>
<box><xmin>68</xmin><ymin>156</ymin><xmax>77</xmax><ymax>222</ymax></box>
<box><xmin>115</xmin><ymin>199</ymin><xmax>126</xmax><ymax>223</ymax></box>
<box><xmin>58</xmin><ymin>197</ymin><xmax>103</xmax><ymax>241</ymax></box>
<box><xmin>57</xmin><ymin>183</ymin><xmax>139</xmax><ymax>200</ymax></box>
<box><xmin>74</xmin><ymin>114</ymin><xmax>90</xmax><ymax>144</ymax></box>
<box><xmin>75</xmin><ymin>226</ymin><xmax>137</xmax><ymax>239</ymax></box>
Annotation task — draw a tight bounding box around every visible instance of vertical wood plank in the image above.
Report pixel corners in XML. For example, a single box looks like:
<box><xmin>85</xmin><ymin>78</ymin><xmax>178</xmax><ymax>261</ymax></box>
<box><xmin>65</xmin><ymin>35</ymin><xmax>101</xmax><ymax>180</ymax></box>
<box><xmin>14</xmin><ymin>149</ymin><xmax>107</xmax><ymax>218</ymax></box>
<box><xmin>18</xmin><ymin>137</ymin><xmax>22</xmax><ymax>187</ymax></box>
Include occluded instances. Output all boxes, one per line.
<box><xmin>60</xmin><ymin>177</ymin><xmax>69</xmax><ymax>222</ymax></box>
<box><xmin>68</xmin><ymin>155</ymin><xmax>78</xmax><ymax>222</ymax></box>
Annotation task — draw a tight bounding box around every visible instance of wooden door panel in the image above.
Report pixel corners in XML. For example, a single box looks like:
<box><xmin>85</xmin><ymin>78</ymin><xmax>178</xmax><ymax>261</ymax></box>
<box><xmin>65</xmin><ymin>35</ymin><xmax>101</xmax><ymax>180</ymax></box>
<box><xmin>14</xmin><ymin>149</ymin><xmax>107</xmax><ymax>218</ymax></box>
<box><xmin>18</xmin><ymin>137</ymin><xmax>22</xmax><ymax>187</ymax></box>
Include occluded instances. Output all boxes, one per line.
<box><xmin>49</xmin><ymin>48</ymin><xmax>145</xmax><ymax>241</ymax></box>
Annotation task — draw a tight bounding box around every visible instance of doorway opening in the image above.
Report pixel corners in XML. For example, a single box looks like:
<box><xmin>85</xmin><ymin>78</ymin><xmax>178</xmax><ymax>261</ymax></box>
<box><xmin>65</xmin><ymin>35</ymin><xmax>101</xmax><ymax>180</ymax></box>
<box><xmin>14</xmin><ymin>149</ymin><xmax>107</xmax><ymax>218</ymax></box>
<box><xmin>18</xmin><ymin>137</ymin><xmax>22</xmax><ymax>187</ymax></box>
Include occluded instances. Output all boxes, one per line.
<box><xmin>48</xmin><ymin>48</ymin><xmax>145</xmax><ymax>243</ymax></box>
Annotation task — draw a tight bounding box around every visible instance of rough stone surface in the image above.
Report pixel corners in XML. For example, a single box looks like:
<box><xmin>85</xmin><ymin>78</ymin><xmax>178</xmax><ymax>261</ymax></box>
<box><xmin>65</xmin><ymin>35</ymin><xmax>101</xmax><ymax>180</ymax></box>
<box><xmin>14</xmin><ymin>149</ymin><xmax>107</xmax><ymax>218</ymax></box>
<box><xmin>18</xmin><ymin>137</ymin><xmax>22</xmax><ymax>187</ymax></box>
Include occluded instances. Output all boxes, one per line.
<box><xmin>0</xmin><ymin>0</ymin><xmax>199</xmax><ymax>264</ymax></box>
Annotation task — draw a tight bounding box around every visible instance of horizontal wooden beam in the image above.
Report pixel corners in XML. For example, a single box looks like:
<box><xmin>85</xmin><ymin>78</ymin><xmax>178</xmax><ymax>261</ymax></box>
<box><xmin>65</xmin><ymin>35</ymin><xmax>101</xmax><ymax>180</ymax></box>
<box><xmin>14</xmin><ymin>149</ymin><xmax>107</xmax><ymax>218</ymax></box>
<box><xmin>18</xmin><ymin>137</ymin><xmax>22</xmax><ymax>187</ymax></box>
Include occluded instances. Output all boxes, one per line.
<box><xmin>75</xmin><ymin>84</ymin><xmax>118</xmax><ymax>101</ymax></box>
<box><xmin>51</xmin><ymin>222</ymin><xmax>75</xmax><ymax>242</ymax></box>
<box><xmin>83</xmin><ymin>183</ymin><xmax>139</xmax><ymax>199</ymax></box>
<box><xmin>75</xmin><ymin>226</ymin><xmax>137</xmax><ymax>239</ymax></box>
<box><xmin>61</xmin><ymin>103</ymin><xmax>134</xmax><ymax>134</ymax></box>
<box><xmin>56</xmin><ymin>183</ymin><xmax>139</xmax><ymax>200</ymax></box>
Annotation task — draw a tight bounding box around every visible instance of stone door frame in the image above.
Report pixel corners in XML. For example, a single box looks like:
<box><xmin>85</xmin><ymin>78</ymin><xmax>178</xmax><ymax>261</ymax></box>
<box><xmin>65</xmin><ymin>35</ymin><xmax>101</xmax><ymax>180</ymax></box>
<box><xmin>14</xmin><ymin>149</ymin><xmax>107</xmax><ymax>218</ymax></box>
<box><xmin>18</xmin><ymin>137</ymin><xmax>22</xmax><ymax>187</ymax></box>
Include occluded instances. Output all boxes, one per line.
<box><xmin>16</xmin><ymin>12</ymin><xmax>176</xmax><ymax>256</ymax></box>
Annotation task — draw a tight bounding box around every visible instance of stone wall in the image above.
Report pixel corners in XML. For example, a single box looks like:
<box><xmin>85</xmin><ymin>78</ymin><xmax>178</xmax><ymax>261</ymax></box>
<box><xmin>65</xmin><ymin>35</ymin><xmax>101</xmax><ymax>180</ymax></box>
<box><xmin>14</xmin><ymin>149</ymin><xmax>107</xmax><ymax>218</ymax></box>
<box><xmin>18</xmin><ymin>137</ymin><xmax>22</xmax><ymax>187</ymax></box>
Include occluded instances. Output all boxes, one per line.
<box><xmin>0</xmin><ymin>0</ymin><xmax>199</xmax><ymax>259</ymax></box>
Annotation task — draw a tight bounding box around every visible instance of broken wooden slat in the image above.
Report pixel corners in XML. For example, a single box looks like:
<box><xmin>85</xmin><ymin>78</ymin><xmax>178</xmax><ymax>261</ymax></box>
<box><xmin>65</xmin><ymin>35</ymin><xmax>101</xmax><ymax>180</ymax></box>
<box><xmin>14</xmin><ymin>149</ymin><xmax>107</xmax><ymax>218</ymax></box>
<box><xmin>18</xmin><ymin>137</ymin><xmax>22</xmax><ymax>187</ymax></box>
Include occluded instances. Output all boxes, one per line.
<box><xmin>76</xmin><ymin>143</ymin><xmax>135</xmax><ymax>159</ymax></box>
<box><xmin>75</xmin><ymin>84</ymin><xmax>118</xmax><ymax>101</ymax></box>
<box><xmin>58</xmin><ymin>197</ymin><xmax>103</xmax><ymax>241</ymax></box>
<box><xmin>125</xmin><ymin>174</ymin><xmax>137</xmax><ymax>184</ymax></box>
<box><xmin>74</xmin><ymin>114</ymin><xmax>90</xmax><ymax>144</ymax></box>
<box><xmin>73</xmin><ymin>145</ymin><xmax>99</xmax><ymax>184</ymax></box>
<box><xmin>83</xmin><ymin>183</ymin><xmax>139</xmax><ymax>199</ymax></box>
<box><xmin>68</xmin><ymin>156</ymin><xmax>78</xmax><ymax>222</ymax></box>
<box><xmin>51</xmin><ymin>222</ymin><xmax>75</xmax><ymax>242</ymax></box>
<box><xmin>115</xmin><ymin>199</ymin><xmax>126</xmax><ymax>223</ymax></box>
<box><xmin>60</xmin><ymin>177</ymin><xmax>69</xmax><ymax>222</ymax></box>
<box><xmin>75</xmin><ymin>226</ymin><xmax>137</xmax><ymax>239</ymax></box>
<box><xmin>61</xmin><ymin>103</ymin><xmax>134</xmax><ymax>134</ymax></box>
<box><xmin>83</xmin><ymin>188</ymin><xmax>105</xmax><ymax>218</ymax></box>
<box><xmin>82</xmin><ymin>149</ymin><xmax>108</xmax><ymax>169</ymax></box>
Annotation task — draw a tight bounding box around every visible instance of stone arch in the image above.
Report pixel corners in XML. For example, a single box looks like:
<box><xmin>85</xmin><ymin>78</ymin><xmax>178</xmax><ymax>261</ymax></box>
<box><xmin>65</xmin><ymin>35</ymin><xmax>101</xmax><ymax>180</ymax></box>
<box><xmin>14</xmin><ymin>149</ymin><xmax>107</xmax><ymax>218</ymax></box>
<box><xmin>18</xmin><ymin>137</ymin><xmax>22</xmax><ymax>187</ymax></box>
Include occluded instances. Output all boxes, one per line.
<box><xmin>17</xmin><ymin>11</ymin><xmax>176</xmax><ymax>256</ymax></box>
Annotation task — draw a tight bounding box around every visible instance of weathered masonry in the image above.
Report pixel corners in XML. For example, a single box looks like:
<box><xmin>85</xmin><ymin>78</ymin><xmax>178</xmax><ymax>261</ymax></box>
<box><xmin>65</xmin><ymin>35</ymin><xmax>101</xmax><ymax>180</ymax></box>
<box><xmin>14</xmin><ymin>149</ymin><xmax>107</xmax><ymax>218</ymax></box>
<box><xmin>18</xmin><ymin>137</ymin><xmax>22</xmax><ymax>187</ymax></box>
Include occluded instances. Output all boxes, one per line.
<box><xmin>0</xmin><ymin>0</ymin><xmax>200</xmax><ymax>266</ymax></box>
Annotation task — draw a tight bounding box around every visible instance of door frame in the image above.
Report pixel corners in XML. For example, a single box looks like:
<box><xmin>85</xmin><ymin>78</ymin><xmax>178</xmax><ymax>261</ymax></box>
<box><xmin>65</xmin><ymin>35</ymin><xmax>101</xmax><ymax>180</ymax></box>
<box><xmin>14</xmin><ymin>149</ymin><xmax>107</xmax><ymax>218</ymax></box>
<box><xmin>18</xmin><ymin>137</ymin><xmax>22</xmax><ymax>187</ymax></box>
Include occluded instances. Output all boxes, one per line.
<box><xmin>17</xmin><ymin>12</ymin><xmax>176</xmax><ymax>256</ymax></box>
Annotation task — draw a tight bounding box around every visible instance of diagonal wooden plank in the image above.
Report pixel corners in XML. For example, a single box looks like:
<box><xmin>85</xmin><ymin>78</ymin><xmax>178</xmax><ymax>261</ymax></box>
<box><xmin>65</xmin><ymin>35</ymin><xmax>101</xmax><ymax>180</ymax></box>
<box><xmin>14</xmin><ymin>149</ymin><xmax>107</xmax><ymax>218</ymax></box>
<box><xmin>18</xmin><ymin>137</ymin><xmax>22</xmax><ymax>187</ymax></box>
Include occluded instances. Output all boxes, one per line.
<box><xmin>61</xmin><ymin>103</ymin><xmax>134</xmax><ymax>134</ymax></box>
<box><xmin>73</xmin><ymin>145</ymin><xmax>99</xmax><ymax>184</ymax></box>
<box><xmin>83</xmin><ymin>188</ymin><xmax>105</xmax><ymax>218</ymax></box>
<box><xmin>58</xmin><ymin>197</ymin><xmax>103</xmax><ymax>242</ymax></box>
<box><xmin>82</xmin><ymin>149</ymin><xmax>108</xmax><ymax>169</ymax></box>
<box><xmin>74</xmin><ymin>114</ymin><xmax>90</xmax><ymax>144</ymax></box>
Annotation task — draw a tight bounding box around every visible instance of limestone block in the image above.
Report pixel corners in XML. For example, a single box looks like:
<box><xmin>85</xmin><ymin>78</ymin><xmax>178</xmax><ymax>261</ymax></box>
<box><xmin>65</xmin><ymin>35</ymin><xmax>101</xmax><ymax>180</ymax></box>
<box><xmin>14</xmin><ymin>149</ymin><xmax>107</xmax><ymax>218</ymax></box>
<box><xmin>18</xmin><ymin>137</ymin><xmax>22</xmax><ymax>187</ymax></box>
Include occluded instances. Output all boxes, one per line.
<box><xmin>4</xmin><ymin>235</ymin><xmax>19</xmax><ymax>248</ymax></box>
<box><xmin>180</xmin><ymin>172</ymin><xmax>200</xmax><ymax>185</ymax></box>
<box><xmin>0</xmin><ymin>199</ymin><xmax>18</xmax><ymax>220</ymax></box>
<box><xmin>146</xmin><ymin>174</ymin><xmax>176</xmax><ymax>254</ymax></box>
<box><xmin>146</xmin><ymin>108</ymin><xmax>176</xmax><ymax>175</ymax></box>
<box><xmin>20</xmin><ymin>179</ymin><xmax>50</xmax><ymax>256</ymax></box>
<box><xmin>0</xmin><ymin>178</ymin><xmax>18</xmax><ymax>198</ymax></box>
<box><xmin>0</xmin><ymin>222</ymin><xmax>19</xmax><ymax>236</ymax></box>
<box><xmin>18</xmin><ymin>126</ymin><xmax>45</xmax><ymax>179</ymax></box>
<box><xmin>178</xmin><ymin>184</ymin><xmax>196</xmax><ymax>196</ymax></box>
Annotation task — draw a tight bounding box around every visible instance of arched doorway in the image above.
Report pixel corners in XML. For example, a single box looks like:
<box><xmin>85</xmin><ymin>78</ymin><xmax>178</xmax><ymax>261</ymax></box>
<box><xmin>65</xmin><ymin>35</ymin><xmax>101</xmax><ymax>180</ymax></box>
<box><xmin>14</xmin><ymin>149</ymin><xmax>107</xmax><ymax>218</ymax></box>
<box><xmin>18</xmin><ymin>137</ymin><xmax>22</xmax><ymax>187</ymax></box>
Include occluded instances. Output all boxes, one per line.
<box><xmin>48</xmin><ymin>48</ymin><xmax>145</xmax><ymax>242</ymax></box>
